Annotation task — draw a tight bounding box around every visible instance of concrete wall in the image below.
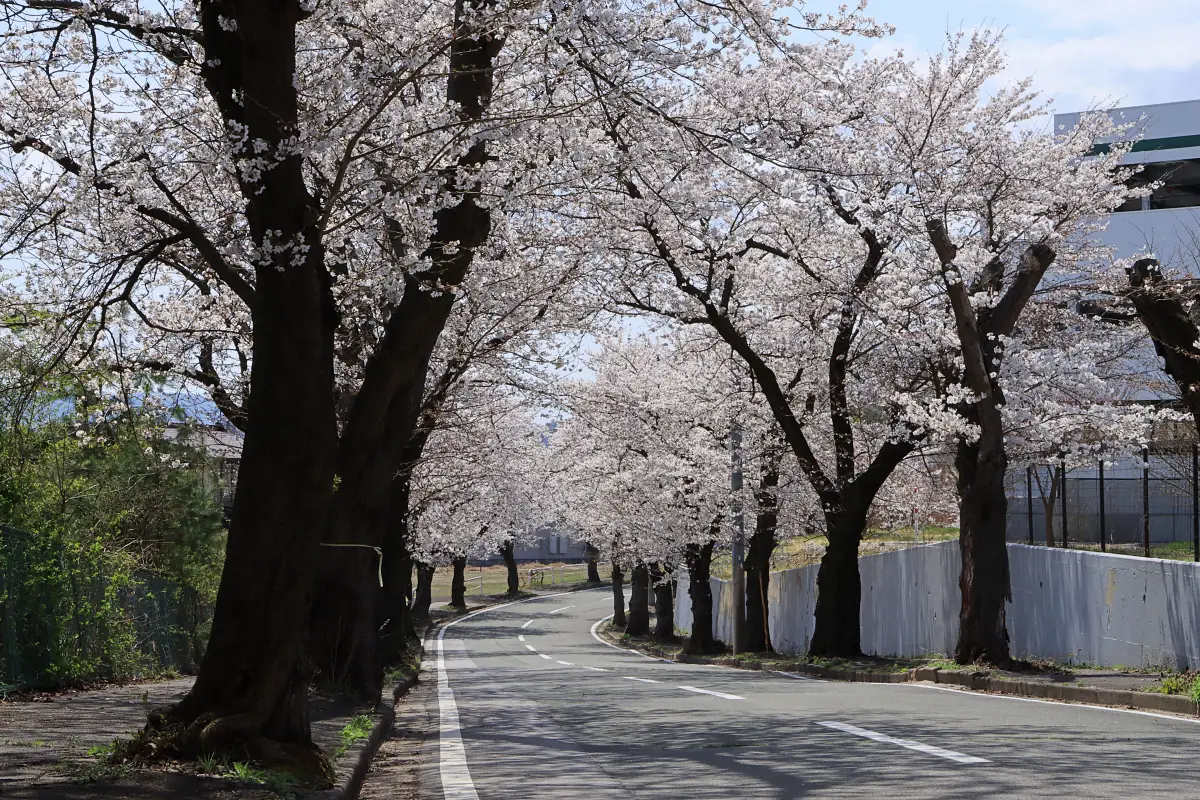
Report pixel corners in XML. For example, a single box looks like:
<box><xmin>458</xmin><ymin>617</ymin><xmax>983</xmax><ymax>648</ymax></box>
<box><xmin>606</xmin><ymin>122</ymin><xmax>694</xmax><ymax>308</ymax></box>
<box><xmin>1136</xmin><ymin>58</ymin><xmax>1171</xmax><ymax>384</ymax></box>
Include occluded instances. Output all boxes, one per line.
<box><xmin>675</xmin><ymin>540</ymin><xmax>1200</xmax><ymax>669</ymax></box>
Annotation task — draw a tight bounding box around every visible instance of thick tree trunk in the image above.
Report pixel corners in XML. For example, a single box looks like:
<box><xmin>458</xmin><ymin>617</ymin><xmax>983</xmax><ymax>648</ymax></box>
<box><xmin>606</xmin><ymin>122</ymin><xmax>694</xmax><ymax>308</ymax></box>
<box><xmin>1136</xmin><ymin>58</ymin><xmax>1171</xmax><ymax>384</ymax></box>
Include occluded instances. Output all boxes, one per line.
<box><xmin>626</xmin><ymin>564</ymin><xmax>650</xmax><ymax>636</ymax></box>
<box><xmin>808</xmin><ymin>497</ymin><xmax>870</xmax><ymax>657</ymax></box>
<box><xmin>450</xmin><ymin>557</ymin><xmax>468</xmax><ymax>609</ymax></box>
<box><xmin>954</xmin><ymin>438</ymin><xmax>1012</xmax><ymax>664</ymax></box>
<box><xmin>684</xmin><ymin>542</ymin><xmax>716</xmax><ymax>654</ymax></box>
<box><xmin>586</xmin><ymin>544</ymin><xmax>601</xmax><ymax>582</ymax></box>
<box><xmin>306</xmin><ymin>0</ymin><xmax>501</xmax><ymax>700</ymax></box>
<box><xmin>651</xmin><ymin>564</ymin><xmax>676</xmax><ymax>640</ymax></box>
<box><xmin>611</xmin><ymin>563</ymin><xmax>626</xmax><ymax>628</ymax></box>
<box><xmin>745</xmin><ymin>463</ymin><xmax>779</xmax><ymax>652</ymax></box>
<box><xmin>500</xmin><ymin>540</ymin><xmax>519</xmax><ymax>595</ymax></box>
<box><xmin>411</xmin><ymin>563</ymin><xmax>435</xmax><ymax>617</ymax></box>
<box><xmin>157</xmin><ymin>1</ymin><xmax>338</xmax><ymax>771</ymax></box>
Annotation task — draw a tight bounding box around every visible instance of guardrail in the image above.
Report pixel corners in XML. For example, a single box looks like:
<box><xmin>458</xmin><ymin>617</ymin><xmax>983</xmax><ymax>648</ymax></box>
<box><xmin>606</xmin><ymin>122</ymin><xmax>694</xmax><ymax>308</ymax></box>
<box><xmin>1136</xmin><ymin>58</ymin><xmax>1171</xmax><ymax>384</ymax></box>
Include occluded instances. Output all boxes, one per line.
<box><xmin>464</xmin><ymin>574</ymin><xmax>484</xmax><ymax>597</ymax></box>
<box><xmin>527</xmin><ymin>563</ymin><xmax>593</xmax><ymax>587</ymax></box>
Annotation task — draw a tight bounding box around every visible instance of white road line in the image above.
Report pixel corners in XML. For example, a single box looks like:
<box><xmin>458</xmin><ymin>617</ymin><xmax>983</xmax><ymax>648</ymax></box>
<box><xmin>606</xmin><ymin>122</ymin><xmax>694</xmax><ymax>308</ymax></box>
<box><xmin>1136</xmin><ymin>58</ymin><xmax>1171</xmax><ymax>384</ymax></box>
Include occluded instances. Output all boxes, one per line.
<box><xmin>556</xmin><ymin>660</ymin><xmax>574</xmax><ymax>666</ymax></box>
<box><xmin>433</xmin><ymin>591</ymin><xmax>576</xmax><ymax>800</ymax></box>
<box><xmin>582</xmin><ymin>666</ymin><xmax>609</xmax><ymax>672</ymax></box>
<box><xmin>816</xmin><ymin>721</ymin><xmax>989</xmax><ymax>765</ymax></box>
<box><xmin>524</xmin><ymin>644</ymin><xmax>536</xmax><ymax>652</ymax></box>
<box><xmin>517</xmin><ymin>634</ymin><xmax>525</xmax><ymax>642</ymax></box>
<box><xmin>588</xmin><ymin>614</ymin><xmax>660</xmax><ymax>660</ymax></box>
<box><xmin>678</xmin><ymin>685</ymin><xmax>745</xmax><ymax>701</ymax></box>
<box><xmin>622</xmin><ymin>676</ymin><xmax>660</xmax><ymax>683</ymax></box>
<box><xmin>548</xmin><ymin>605</ymin><xmax>575</xmax><ymax>614</ymax></box>
<box><xmin>539</xmin><ymin>653</ymin><xmax>553</xmax><ymax>660</ymax></box>
<box><xmin>521</xmin><ymin>620</ymin><xmax>534</xmax><ymax>629</ymax></box>
<box><xmin>771</xmin><ymin>670</ymin><xmax>826</xmax><ymax>683</ymax></box>
<box><xmin>907</xmin><ymin>682</ymin><xmax>1200</xmax><ymax>726</ymax></box>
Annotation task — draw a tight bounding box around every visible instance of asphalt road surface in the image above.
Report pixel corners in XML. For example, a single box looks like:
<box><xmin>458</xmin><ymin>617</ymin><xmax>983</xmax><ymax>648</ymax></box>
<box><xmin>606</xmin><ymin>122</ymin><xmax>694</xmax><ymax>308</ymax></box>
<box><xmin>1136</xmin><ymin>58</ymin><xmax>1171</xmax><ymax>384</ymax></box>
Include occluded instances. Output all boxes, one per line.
<box><xmin>419</xmin><ymin>589</ymin><xmax>1200</xmax><ymax>799</ymax></box>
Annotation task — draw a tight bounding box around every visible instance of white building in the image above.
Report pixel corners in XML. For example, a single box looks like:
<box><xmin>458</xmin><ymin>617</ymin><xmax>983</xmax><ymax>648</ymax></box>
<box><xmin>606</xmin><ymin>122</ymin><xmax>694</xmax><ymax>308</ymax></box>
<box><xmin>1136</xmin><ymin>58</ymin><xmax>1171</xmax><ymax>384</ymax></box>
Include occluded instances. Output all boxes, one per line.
<box><xmin>1004</xmin><ymin>101</ymin><xmax>1200</xmax><ymax>547</ymax></box>
<box><xmin>1055</xmin><ymin>99</ymin><xmax>1200</xmax><ymax>271</ymax></box>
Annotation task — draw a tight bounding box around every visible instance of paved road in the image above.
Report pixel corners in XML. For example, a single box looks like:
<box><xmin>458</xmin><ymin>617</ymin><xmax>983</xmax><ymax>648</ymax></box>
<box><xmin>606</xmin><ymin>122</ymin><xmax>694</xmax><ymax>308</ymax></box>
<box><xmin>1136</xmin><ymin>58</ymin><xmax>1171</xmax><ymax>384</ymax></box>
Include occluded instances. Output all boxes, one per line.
<box><xmin>420</xmin><ymin>589</ymin><xmax>1200</xmax><ymax>799</ymax></box>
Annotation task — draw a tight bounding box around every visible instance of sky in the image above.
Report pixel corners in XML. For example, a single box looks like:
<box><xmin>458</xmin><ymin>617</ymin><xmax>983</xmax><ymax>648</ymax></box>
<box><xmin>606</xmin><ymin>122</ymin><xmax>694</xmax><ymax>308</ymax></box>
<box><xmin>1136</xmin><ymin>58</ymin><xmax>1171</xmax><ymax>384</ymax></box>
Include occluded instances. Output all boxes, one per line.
<box><xmin>864</xmin><ymin>0</ymin><xmax>1200</xmax><ymax>119</ymax></box>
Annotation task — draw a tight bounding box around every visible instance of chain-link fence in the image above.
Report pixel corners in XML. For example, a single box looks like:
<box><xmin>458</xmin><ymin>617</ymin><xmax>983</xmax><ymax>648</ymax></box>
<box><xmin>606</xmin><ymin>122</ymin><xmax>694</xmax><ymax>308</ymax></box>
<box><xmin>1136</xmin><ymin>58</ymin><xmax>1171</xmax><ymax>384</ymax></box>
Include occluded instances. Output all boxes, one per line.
<box><xmin>1005</xmin><ymin>446</ymin><xmax>1200</xmax><ymax>559</ymax></box>
<box><xmin>0</xmin><ymin>525</ymin><xmax>210</xmax><ymax>691</ymax></box>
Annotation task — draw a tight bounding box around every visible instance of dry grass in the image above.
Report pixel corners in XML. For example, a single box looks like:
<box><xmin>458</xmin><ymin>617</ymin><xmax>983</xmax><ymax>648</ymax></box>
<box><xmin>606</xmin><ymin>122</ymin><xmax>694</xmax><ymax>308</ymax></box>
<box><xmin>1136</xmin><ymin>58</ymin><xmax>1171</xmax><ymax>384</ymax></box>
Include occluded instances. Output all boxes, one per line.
<box><xmin>428</xmin><ymin>561</ymin><xmax>608</xmax><ymax>602</ymax></box>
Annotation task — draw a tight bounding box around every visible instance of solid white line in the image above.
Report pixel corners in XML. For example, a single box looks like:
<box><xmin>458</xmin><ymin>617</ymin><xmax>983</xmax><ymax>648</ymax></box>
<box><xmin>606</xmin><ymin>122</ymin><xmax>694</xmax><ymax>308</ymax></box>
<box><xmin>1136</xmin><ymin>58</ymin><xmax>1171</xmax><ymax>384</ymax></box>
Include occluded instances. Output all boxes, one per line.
<box><xmin>524</xmin><ymin>644</ymin><xmax>536</xmax><ymax>652</ymax></box>
<box><xmin>434</xmin><ymin>591</ymin><xmax>577</xmax><ymax>800</ymax></box>
<box><xmin>556</xmin><ymin>660</ymin><xmax>574</xmax><ymax>666</ymax></box>
<box><xmin>517</xmin><ymin>635</ymin><xmax>525</xmax><ymax>642</ymax></box>
<box><xmin>622</xmin><ymin>676</ymin><xmax>660</xmax><ymax>683</ymax></box>
<box><xmin>816</xmin><ymin>721</ymin><xmax>989</xmax><ymax>764</ymax></box>
<box><xmin>588</xmin><ymin>614</ymin><xmax>660</xmax><ymax>660</ymax></box>
<box><xmin>521</xmin><ymin>620</ymin><xmax>534</xmax><ymax>629</ymax></box>
<box><xmin>539</xmin><ymin>653</ymin><xmax>553</xmax><ymax>660</ymax></box>
<box><xmin>678</xmin><ymin>685</ymin><xmax>745</xmax><ymax>701</ymax></box>
<box><xmin>548</xmin><ymin>605</ymin><xmax>575</xmax><ymax>614</ymax></box>
<box><xmin>582</xmin><ymin>666</ymin><xmax>609</xmax><ymax>672</ymax></box>
<box><xmin>770</xmin><ymin>669</ymin><xmax>826</xmax><ymax>683</ymax></box>
<box><xmin>907</xmin><ymin>682</ymin><xmax>1200</xmax><ymax>726</ymax></box>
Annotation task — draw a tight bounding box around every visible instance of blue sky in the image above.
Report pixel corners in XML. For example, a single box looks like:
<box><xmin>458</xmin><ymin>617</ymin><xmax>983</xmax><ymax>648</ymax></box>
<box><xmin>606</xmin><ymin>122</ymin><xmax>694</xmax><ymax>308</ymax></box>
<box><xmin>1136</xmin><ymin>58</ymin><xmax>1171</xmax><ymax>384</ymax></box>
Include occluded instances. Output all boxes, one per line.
<box><xmin>866</xmin><ymin>0</ymin><xmax>1200</xmax><ymax>119</ymax></box>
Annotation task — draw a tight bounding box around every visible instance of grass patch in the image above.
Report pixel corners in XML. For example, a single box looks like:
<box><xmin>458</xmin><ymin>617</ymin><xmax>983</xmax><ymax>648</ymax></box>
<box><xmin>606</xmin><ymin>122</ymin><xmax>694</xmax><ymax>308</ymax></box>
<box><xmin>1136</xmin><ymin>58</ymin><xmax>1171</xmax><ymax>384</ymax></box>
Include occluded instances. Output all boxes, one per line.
<box><xmin>331</xmin><ymin>714</ymin><xmax>374</xmax><ymax>761</ymax></box>
<box><xmin>1143</xmin><ymin>671</ymin><xmax>1200</xmax><ymax>701</ymax></box>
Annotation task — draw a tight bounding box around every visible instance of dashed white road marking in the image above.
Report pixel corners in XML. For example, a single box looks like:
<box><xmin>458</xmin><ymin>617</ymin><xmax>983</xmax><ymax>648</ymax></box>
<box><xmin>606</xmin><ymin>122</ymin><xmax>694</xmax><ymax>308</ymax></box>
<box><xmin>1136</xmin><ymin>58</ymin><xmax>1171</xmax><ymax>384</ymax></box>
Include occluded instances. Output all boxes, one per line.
<box><xmin>622</xmin><ymin>676</ymin><xmax>660</xmax><ymax>683</ymax></box>
<box><xmin>556</xmin><ymin>660</ymin><xmax>574</xmax><ymax>666</ymax></box>
<box><xmin>548</xmin><ymin>605</ymin><xmax>575</xmax><ymax>614</ymax></box>
<box><xmin>521</xmin><ymin>619</ymin><xmax>534</xmax><ymax>629</ymax></box>
<box><xmin>582</xmin><ymin>666</ymin><xmax>609</xmax><ymax>672</ymax></box>
<box><xmin>817</xmin><ymin>721</ymin><xmax>989</xmax><ymax>764</ymax></box>
<box><xmin>433</xmin><ymin>591</ymin><xmax>576</xmax><ymax>800</ymax></box>
<box><xmin>517</xmin><ymin>634</ymin><xmax>525</xmax><ymax>642</ymax></box>
<box><xmin>524</xmin><ymin>644</ymin><xmax>536</xmax><ymax>652</ymax></box>
<box><xmin>678</xmin><ymin>685</ymin><xmax>744</xmax><ymax>700</ymax></box>
<box><xmin>539</xmin><ymin>654</ymin><xmax>553</xmax><ymax>660</ymax></box>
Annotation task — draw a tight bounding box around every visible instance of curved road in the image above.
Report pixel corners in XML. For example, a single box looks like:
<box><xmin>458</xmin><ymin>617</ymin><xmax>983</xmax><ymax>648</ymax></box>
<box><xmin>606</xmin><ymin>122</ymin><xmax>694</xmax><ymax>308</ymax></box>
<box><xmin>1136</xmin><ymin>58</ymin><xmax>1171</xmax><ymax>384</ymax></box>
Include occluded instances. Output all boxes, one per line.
<box><xmin>419</xmin><ymin>588</ymin><xmax>1199</xmax><ymax>799</ymax></box>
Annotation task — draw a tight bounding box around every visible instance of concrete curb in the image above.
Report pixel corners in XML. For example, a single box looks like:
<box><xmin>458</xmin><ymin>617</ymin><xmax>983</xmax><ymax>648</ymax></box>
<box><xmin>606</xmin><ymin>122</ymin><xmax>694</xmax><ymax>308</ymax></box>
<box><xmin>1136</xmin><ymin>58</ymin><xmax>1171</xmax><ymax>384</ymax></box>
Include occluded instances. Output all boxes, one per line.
<box><xmin>917</xmin><ymin>667</ymin><xmax>1200</xmax><ymax>716</ymax></box>
<box><xmin>305</xmin><ymin>663</ymin><xmax>423</xmax><ymax>800</ymax></box>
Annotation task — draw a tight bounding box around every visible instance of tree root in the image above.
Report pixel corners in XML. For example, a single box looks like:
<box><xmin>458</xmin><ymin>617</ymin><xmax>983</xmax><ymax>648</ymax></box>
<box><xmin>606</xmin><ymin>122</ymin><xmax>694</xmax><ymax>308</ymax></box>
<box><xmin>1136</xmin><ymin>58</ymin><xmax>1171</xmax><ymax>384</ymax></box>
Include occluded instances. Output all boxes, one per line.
<box><xmin>115</xmin><ymin>703</ymin><xmax>335</xmax><ymax>789</ymax></box>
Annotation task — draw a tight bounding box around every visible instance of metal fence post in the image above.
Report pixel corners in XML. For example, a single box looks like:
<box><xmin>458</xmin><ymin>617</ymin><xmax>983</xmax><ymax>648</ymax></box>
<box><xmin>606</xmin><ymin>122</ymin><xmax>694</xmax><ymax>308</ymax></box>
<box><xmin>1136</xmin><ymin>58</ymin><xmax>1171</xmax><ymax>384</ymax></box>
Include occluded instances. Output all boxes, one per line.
<box><xmin>1060</xmin><ymin>458</ymin><xmax>1069</xmax><ymax>549</ymax></box>
<box><xmin>1026</xmin><ymin>465</ymin><xmax>1035</xmax><ymax>546</ymax></box>
<box><xmin>1192</xmin><ymin>443</ymin><xmax>1198</xmax><ymax>563</ymax></box>
<box><xmin>1098</xmin><ymin>459</ymin><xmax>1106</xmax><ymax>553</ymax></box>
<box><xmin>1143</xmin><ymin>446</ymin><xmax>1151</xmax><ymax>558</ymax></box>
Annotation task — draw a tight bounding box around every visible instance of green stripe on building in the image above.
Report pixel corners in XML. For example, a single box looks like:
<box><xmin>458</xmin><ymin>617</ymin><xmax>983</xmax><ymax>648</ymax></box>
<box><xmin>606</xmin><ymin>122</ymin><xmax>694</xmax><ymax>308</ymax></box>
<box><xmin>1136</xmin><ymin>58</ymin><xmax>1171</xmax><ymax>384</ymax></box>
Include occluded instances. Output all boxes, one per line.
<box><xmin>1089</xmin><ymin>134</ymin><xmax>1200</xmax><ymax>156</ymax></box>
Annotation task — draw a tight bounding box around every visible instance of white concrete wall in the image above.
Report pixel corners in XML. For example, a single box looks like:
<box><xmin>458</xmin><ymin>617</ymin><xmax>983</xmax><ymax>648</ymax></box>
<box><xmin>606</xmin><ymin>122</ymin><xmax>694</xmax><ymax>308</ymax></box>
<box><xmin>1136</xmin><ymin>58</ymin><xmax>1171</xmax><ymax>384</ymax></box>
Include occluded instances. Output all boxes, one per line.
<box><xmin>674</xmin><ymin>541</ymin><xmax>1200</xmax><ymax>669</ymax></box>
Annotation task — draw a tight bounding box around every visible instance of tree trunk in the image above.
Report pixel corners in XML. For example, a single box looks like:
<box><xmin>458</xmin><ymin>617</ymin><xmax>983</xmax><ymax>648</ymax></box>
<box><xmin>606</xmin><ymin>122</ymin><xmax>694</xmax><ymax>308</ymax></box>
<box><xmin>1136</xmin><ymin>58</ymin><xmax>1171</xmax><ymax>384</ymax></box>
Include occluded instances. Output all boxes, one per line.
<box><xmin>306</xmin><ymin>0</ymin><xmax>501</xmax><ymax>700</ymax></box>
<box><xmin>925</xmin><ymin>222</ymin><xmax>1051</xmax><ymax>667</ymax></box>
<box><xmin>411</xmin><ymin>563</ymin><xmax>435</xmax><ymax>617</ymax></box>
<box><xmin>611</xmin><ymin>563</ymin><xmax>626</xmax><ymax>628</ymax></box>
<box><xmin>808</xmin><ymin>497</ymin><xmax>870</xmax><ymax>657</ymax></box>
<box><xmin>586</xmin><ymin>544</ymin><xmax>601</xmax><ymax>582</ymax></box>
<box><xmin>651</xmin><ymin>564</ymin><xmax>676</xmax><ymax>640</ymax></box>
<box><xmin>1127</xmin><ymin>258</ymin><xmax>1200</xmax><ymax>436</ymax></box>
<box><xmin>450</xmin><ymin>557</ymin><xmax>468</xmax><ymax>609</ymax></box>
<box><xmin>626</xmin><ymin>564</ymin><xmax>650</xmax><ymax>636</ymax></box>
<box><xmin>745</xmin><ymin>462</ymin><xmax>779</xmax><ymax>652</ymax></box>
<box><xmin>156</xmin><ymin>1</ymin><xmax>339</xmax><ymax>769</ymax></box>
<box><xmin>684</xmin><ymin>542</ymin><xmax>716</xmax><ymax>654</ymax></box>
<box><xmin>954</xmin><ymin>437</ymin><xmax>1012</xmax><ymax>664</ymax></box>
<box><xmin>500</xmin><ymin>540</ymin><xmax>519</xmax><ymax>595</ymax></box>
<box><xmin>379</xmin><ymin>479</ymin><xmax>414</xmax><ymax>665</ymax></box>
